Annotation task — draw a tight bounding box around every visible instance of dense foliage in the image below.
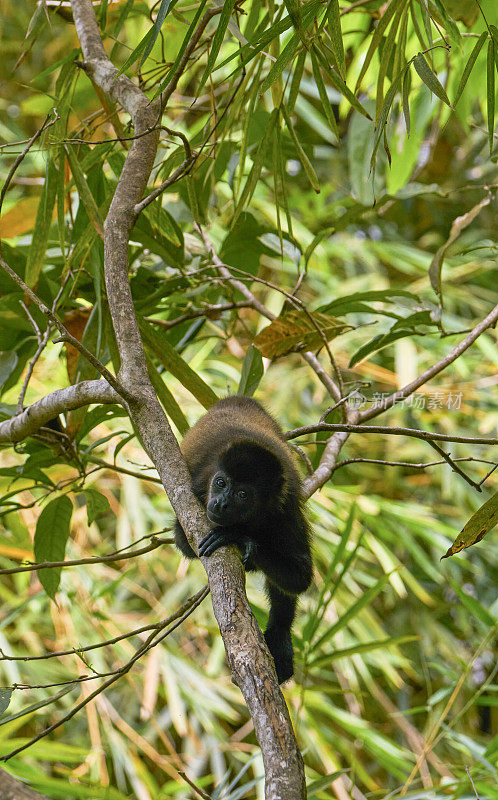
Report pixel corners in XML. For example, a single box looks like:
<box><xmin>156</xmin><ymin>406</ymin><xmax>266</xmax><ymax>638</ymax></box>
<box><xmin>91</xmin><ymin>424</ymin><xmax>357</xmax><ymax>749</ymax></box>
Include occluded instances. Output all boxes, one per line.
<box><xmin>0</xmin><ymin>1</ymin><xmax>496</xmax><ymax>798</ymax></box>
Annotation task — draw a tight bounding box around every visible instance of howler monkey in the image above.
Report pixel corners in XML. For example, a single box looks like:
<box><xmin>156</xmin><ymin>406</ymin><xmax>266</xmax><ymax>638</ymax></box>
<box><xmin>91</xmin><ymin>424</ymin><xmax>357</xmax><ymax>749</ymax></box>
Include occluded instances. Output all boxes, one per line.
<box><xmin>174</xmin><ymin>396</ymin><xmax>312</xmax><ymax>683</ymax></box>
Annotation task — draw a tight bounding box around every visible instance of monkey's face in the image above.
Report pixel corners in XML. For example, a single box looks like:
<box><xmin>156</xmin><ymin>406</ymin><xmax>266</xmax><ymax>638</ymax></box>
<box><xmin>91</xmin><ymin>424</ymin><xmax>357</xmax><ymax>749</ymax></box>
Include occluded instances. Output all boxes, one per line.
<box><xmin>206</xmin><ymin>470</ymin><xmax>258</xmax><ymax>526</ymax></box>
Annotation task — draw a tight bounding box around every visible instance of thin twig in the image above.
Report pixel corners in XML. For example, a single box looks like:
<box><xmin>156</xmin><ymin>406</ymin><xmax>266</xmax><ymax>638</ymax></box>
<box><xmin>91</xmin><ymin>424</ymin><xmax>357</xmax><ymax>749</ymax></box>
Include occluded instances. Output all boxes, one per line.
<box><xmin>359</xmin><ymin>302</ymin><xmax>498</xmax><ymax>423</ymax></box>
<box><xmin>0</xmin><ymin>536</ymin><xmax>173</xmax><ymax>577</ymax></box>
<box><xmin>0</xmin><ymin>587</ymin><xmax>209</xmax><ymax>761</ymax></box>
<box><xmin>0</xmin><ymin>256</ymin><xmax>129</xmax><ymax>400</ymax></box>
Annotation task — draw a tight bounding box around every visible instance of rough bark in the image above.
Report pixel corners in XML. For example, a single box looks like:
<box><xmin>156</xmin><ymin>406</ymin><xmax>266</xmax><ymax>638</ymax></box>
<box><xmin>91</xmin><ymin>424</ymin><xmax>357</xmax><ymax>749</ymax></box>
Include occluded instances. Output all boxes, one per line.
<box><xmin>0</xmin><ymin>769</ymin><xmax>50</xmax><ymax>800</ymax></box>
<box><xmin>69</xmin><ymin>2</ymin><xmax>306</xmax><ymax>797</ymax></box>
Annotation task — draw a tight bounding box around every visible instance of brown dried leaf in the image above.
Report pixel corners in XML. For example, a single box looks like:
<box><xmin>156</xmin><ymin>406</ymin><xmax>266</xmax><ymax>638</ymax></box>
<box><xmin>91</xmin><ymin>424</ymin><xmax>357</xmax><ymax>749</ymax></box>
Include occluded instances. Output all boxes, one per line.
<box><xmin>253</xmin><ymin>310</ymin><xmax>351</xmax><ymax>359</ymax></box>
<box><xmin>63</xmin><ymin>308</ymin><xmax>92</xmax><ymax>384</ymax></box>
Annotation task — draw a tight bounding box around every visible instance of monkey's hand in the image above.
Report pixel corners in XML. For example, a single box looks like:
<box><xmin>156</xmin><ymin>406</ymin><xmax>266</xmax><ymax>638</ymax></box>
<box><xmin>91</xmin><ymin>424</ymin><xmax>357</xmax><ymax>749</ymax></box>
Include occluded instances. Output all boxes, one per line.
<box><xmin>241</xmin><ymin>539</ymin><xmax>258</xmax><ymax>570</ymax></box>
<box><xmin>198</xmin><ymin>527</ymin><xmax>239</xmax><ymax>558</ymax></box>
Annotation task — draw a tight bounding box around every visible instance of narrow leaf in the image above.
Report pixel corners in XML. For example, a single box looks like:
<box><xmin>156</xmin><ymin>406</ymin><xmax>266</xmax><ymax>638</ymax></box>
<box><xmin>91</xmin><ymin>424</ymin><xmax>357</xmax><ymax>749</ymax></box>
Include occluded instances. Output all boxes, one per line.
<box><xmin>442</xmin><ymin>493</ymin><xmax>498</xmax><ymax>560</ymax></box>
<box><xmin>281</xmin><ymin>104</ymin><xmax>320</xmax><ymax>192</ymax></box>
<box><xmin>139</xmin><ymin>319</ymin><xmax>218</xmax><ymax>409</ymax></box>
<box><xmin>199</xmin><ymin>0</ymin><xmax>237</xmax><ymax>90</ymax></box>
<box><xmin>413</xmin><ymin>52</ymin><xmax>451</xmax><ymax>107</ymax></box>
<box><xmin>141</xmin><ymin>0</ymin><xmax>175</xmax><ymax>65</ymax></box>
<box><xmin>260</xmin><ymin>33</ymin><xmax>300</xmax><ymax>94</ymax></box>
<box><xmin>25</xmin><ymin>156</ymin><xmax>57</xmax><ymax>287</ymax></box>
<box><xmin>487</xmin><ymin>39</ymin><xmax>496</xmax><ymax>155</ymax></box>
<box><xmin>454</xmin><ymin>32</ymin><xmax>488</xmax><ymax>107</ymax></box>
<box><xmin>355</xmin><ymin>0</ymin><xmax>406</xmax><ymax>90</ymax></box>
<box><xmin>311</xmin><ymin>47</ymin><xmax>339</xmax><ymax>140</ymax></box>
<box><xmin>313</xmin><ymin>572</ymin><xmax>395</xmax><ymax>651</ymax></box>
<box><xmin>65</xmin><ymin>145</ymin><xmax>104</xmax><ymax>237</ymax></box>
<box><xmin>326</xmin><ymin>0</ymin><xmax>346</xmax><ymax>78</ymax></box>
<box><xmin>233</xmin><ymin>109</ymin><xmax>279</xmax><ymax>223</ymax></box>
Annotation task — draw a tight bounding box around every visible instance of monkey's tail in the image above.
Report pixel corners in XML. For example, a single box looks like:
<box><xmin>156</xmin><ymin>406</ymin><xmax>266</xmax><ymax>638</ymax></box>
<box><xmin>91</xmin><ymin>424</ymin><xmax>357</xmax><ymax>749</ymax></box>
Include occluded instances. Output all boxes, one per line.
<box><xmin>264</xmin><ymin>581</ymin><xmax>297</xmax><ymax>683</ymax></box>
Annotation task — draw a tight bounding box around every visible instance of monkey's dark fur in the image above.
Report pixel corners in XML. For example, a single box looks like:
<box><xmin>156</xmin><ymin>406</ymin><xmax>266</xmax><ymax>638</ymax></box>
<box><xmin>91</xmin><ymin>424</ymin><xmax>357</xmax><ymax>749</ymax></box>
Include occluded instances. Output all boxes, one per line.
<box><xmin>174</xmin><ymin>396</ymin><xmax>312</xmax><ymax>683</ymax></box>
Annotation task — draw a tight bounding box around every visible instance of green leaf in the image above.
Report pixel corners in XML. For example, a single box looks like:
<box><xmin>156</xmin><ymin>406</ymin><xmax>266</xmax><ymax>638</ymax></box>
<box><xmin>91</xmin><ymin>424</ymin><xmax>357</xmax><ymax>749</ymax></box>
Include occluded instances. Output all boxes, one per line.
<box><xmin>310</xmin><ymin>47</ymin><xmax>339</xmax><ymax>140</ymax></box>
<box><xmin>0</xmin><ymin>689</ymin><xmax>12</xmax><ymax>716</ymax></box>
<box><xmin>355</xmin><ymin>0</ymin><xmax>406</xmax><ymax>90</ymax></box>
<box><xmin>199</xmin><ymin>0</ymin><xmax>237</xmax><ymax>89</ymax></box>
<box><xmin>34</xmin><ymin>496</ymin><xmax>73</xmax><ymax>599</ymax></box>
<box><xmin>141</xmin><ymin>0</ymin><xmax>176</xmax><ymax>65</ymax></box>
<box><xmin>402</xmin><ymin>65</ymin><xmax>411</xmax><ymax>135</ymax></box>
<box><xmin>146</xmin><ymin>355</ymin><xmax>189</xmax><ymax>435</ymax></box>
<box><xmin>442</xmin><ymin>493</ymin><xmax>498</xmax><ymax>560</ymax></box>
<box><xmin>350</xmin><ymin>309</ymin><xmax>437</xmax><ymax>366</ymax></box>
<box><xmin>139</xmin><ymin>319</ymin><xmax>218</xmax><ymax>409</ymax></box>
<box><xmin>260</xmin><ymin>33</ymin><xmax>300</xmax><ymax>94</ymax></box>
<box><xmin>319</xmin><ymin>288</ymin><xmax>420</xmax><ymax>314</ymax></box>
<box><xmin>326</xmin><ymin>0</ymin><xmax>346</xmax><ymax>78</ymax></box>
<box><xmin>238</xmin><ymin>345</ymin><xmax>264</xmax><ymax>397</ymax></box>
<box><xmin>371</xmin><ymin>69</ymin><xmax>404</xmax><ymax>169</ymax></box>
<box><xmin>314</xmin><ymin>45</ymin><xmax>372</xmax><ymax>119</ymax></box>
<box><xmin>65</xmin><ymin>144</ymin><xmax>104</xmax><ymax>237</ymax></box>
<box><xmin>447</xmin><ymin>579</ymin><xmax>496</xmax><ymax>628</ymax></box>
<box><xmin>0</xmin><ymin>352</ymin><xmax>18</xmax><ymax>395</ymax></box>
<box><xmin>84</xmin><ymin>488</ymin><xmax>111</xmax><ymax>526</ymax></box>
<box><xmin>487</xmin><ymin>39</ymin><xmax>496</xmax><ymax>155</ymax></box>
<box><xmin>25</xmin><ymin>156</ymin><xmax>58</xmax><ymax>287</ymax></box>
<box><xmin>154</xmin><ymin>0</ymin><xmax>209</xmax><ymax>97</ymax></box>
<box><xmin>312</xmin><ymin>571</ymin><xmax>396</xmax><ymax>651</ymax></box>
<box><xmin>454</xmin><ymin>31</ymin><xmax>487</xmax><ymax>107</ymax></box>
<box><xmin>233</xmin><ymin>109</ymin><xmax>279</xmax><ymax>223</ymax></box>
<box><xmin>413</xmin><ymin>52</ymin><xmax>452</xmax><ymax>107</ymax></box>
<box><xmin>310</xmin><ymin>635</ymin><xmax>418</xmax><ymax>668</ymax></box>
<box><xmin>281</xmin><ymin>104</ymin><xmax>320</xmax><ymax>193</ymax></box>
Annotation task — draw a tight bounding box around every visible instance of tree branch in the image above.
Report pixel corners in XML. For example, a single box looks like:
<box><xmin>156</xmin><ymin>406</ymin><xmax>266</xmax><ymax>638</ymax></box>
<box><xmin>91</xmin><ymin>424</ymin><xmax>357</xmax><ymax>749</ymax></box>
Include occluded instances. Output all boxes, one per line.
<box><xmin>69</xmin><ymin>3</ymin><xmax>306</xmax><ymax>797</ymax></box>
<box><xmin>358</xmin><ymin>301</ymin><xmax>498</xmax><ymax>422</ymax></box>
<box><xmin>0</xmin><ymin>380</ymin><xmax>119</xmax><ymax>444</ymax></box>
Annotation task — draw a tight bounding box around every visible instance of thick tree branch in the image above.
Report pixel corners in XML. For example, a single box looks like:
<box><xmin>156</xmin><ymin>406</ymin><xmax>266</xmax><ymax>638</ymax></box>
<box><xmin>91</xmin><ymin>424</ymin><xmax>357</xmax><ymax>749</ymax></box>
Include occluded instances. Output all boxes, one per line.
<box><xmin>0</xmin><ymin>770</ymin><xmax>50</xmax><ymax>800</ymax></box>
<box><xmin>0</xmin><ymin>380</ymin><xmax>119</xmax><ymax>444</ymax></box>
<box><xmin>69</xmin><ymin>3</ymin><xmax>306</xmax><ymax>797</ymax></box>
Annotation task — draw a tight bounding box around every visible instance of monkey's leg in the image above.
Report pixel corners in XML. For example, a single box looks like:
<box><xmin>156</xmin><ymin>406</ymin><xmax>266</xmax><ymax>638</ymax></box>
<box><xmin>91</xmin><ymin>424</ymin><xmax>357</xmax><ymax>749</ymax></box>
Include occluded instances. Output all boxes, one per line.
<box><xmin>264</xmin><ymin>580</ymin><xmax>297</xmax><ymax>683</ymax></box>
<box><xmin>174</xmin><ymin>519</ymin><xmax>197</xmax><ymax>559</ymax></box>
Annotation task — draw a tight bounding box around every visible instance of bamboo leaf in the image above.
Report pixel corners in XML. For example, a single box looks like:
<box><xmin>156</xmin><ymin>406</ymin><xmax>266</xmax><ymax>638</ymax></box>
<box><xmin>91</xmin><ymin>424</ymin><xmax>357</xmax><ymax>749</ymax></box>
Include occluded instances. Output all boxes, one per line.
<box><xmin>281</xmin><ymin>104</ymin><xmax>320</xmax><ymax>192</ymax></box>
<box><xmin>199</xmin><ymin>0</ymin><xmax>237</xmax><ymax>90</ymax></box>
<box><xmin>139</xmin><ymin>319</ymin><xmax>218</xmax><ymax>409</ymax></box>
<box><xmin>310</xmin><ymin>47</ymin><xmax>339</xmax><ymax>140</ymax></box>
<box><xmin>355</xmin><ymin>0</ymin><xmax>406</xmax><ymax>91</ymax></box>
<box><xmin>326</xmin><ymin>0</ymin><xmax>346</xmax><ymax>78</ymax></box>
<box><xmin>454</xmin><ymin>32</ymin><xmax>487</xmax><ymax>107</ymax></box>
<box><xmin>442</xmin><ymin>493</ymin><xmax>498</xmax><ymax>560</ymax></box>
<box><xmin>315</xmin><ymin>45</ymin><xmax>371</xmax><ymax>119</ymax></box>
<box><xmin>260</xmin><ymin>33</ymin><xmax>300</xmax><ymax>94</ymax></box>
<box><xmin>25</xmin><ymin>156</ymin><xmax>58</xmax><ymax>287</ymax></box>
<box><xmin>312</xmin><ymin>572</ymin><xmax>396</xmax><ymax>651</ymax></box>
<box><xmin>233</xmin><ymin>109</ymin><xmax>279</xmax><ymax>223</ymax></box>
<box><xmin>413</xmin><ymin>52</ymin><xmax>452</xmax><ymax>107</ymax></box>
<box><xmin>487</xmin><ymin>39</ymin><xmax>496</xmax><ymax>155</ymax></box>
<box><xmin>141</xmin><ymin>0</ymin><xmax>176</xmax><ymax>65</ymax></box>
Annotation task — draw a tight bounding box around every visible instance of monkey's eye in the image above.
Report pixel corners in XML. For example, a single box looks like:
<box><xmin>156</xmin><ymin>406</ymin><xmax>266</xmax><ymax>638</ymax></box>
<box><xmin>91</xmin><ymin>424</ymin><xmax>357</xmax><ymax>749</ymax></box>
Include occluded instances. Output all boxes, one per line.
<box><xmin>215</xmin><ymin>477</ymin><xmax>226</xmax><ymax>488</ymax></box>
<box><xmin>238</xmin><ymin>490</ymin><xmax>247</xmax><ymax>500</ymax></box>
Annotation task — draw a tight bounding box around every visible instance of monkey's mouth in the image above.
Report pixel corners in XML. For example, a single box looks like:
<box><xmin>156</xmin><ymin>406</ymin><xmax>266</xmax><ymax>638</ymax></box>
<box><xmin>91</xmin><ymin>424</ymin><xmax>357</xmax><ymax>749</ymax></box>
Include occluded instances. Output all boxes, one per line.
<box><xmin>207</xmin><ymin>510</ymin><xmax>224</xmax><ymax>525</ymax></box>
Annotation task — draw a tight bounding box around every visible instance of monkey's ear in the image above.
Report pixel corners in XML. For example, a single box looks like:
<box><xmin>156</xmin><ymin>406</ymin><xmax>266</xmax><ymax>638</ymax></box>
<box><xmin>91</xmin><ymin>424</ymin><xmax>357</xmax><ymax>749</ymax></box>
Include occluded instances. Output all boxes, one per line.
<box><xmin>221</xmin><ymin>442</ymin><xmax>284</xmax><ymax>489</ymax></box>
